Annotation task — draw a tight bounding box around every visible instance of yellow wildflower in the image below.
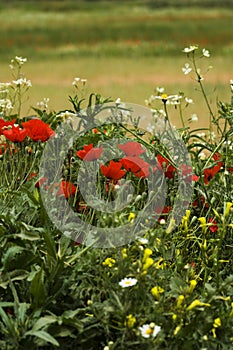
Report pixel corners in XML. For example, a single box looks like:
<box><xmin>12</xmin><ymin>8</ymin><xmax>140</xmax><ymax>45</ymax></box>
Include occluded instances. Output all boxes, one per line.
<box><xmin>186</xmin><ymin>299</ymin><xmax>210</xmax><ymax>311</ymax></box>
<box><xmin>142</xmin><ymin>257</ymin><xmax>154</xmax><ymax>272</ymax></box>
<box><xmin>182</xmin><ymin>210</ymin><xmax>191</xmax><ymax>229</ymax></box>
<box><xmin>212</xmin><ymin>317</ymin><xmax>221</xmax><ymax>338</ymax></box>
<box><xmin>154</xmin><ymin>257</ymin><xmax>166</xmax><ymax>269</ymax></box>
<box><xmin>151</xmin><ymin>286</ymin><xmax>165</xmax><ymax>300</ymax></box>
<box><xmin>124</xmin><ymin>314</ymin><xmax>136</xmax><ymax>328</ymax></box>
<box><xmin>102</xmin><ymin>257</ymin><xmax>116</xmax><ymax>267</ymax></box>
<box><xmin>142</xmin><ymin>248</ymin><xmax>153</xmax><ymax>262</ymax></box>
<box><xmin>199</xmin><ymin>217</ymin><xmax>207</xmax><ymax>232</ymax></box>
<box><xmin>128</xmin><ymin>212</ymin><xmax>135</xmax><ymax>222</ymax></box>
<box><xmin>213</xmin><ymin>317</ymin><xmax>221</xmax><ymax>328</ymax></box>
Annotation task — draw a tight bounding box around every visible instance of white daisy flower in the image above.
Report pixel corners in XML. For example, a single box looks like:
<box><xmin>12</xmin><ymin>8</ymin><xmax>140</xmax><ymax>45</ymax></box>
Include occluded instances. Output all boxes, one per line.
<box><xmin>137</xmin><ymin>237</ymin><xmax>149</xmax><ymax>245</ymax></box>
<box><xmin>202</xmin><ymin>48</ymin><xmax>210</xmax><ymax>57</ymax></box>
<box><xmin>182</xmin><ymin>45</ymin><xmax>198</xmax><ymax>53</ymax></box>
<box><xmin>72</xmin><ymin>77</ymin><xmax>80</xmax><ymax>86</ymax></box>
<box><xmin>139</xmin><ymin>324</ymin><xmax>161</xmax><ymax>338</ymax></box>
<box><xmin>182</xmin><ymin>63</ymin><xmax>192</xmax><ymax>75</ymax></box>
<box><xmin>119</xmin><ymin>277</ymin><xmax>138</xmax><ymax>288</ymax></box>
<box><xmin>37</xmin><ymin>97</ymin><xmax>50</xmax><ymax>110</ymax></box>
<box><xmin>185</xmin><ymin>97</ymin><xmax>193</xmax><ymax>104</ymax></box>
<box><xmin>15</xmin><ymin>56</ymin><xmax>27</xmax><ymax>65</ymax></box>
<box><xmin>13</xmin><ymin>78</ymin><xmax>32</xmax><ymax>87</ymax></box>
<box><xmin>198</xmin><ymin>152</ymin><xmax>206</xmax><ymax>160</ymax></box>
<box><xmin>156</xmin><ymin>86</ymin><xmax>165</xmax><ymax>93</ymax></box>
<box><xmin>191</xmin><ymin>113</ymin><xmax>198</xmax><ymax>121</ymax></box>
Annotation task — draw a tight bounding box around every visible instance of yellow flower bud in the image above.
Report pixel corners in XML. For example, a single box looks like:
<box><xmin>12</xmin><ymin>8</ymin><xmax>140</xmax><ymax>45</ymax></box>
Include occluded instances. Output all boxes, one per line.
<box><xmin>186</xmin><ymin>299</ymin><xmax>210</xmax><ymax>311</ymax></box>
<box><xmin>201</xmin><ymin>239</ymin><xmax>207</xmax><ymax>251</ymax></box>
<box><xmin>213</xmin><ymin>317</ymin><xmax>221</xmax><ymax>328</ymax></box>
<box><xmin>199</xmin><ymin>217</ymin><xmax>207</xmax><ymax>232</ymax></box>
<box><xmin>166</xmin><ymin>217</ymin><xmax>176</xmax><ymax>234</ymax></box>
<box><xmin>177</xmin><ymin>295</ymin><xmax>185</xmax><ymax>308</ymax></box>
<box><xmin>188</xmin><ymin>280</ymin><xmax>197</xmax><ymax>293</ymax></box>
<box><xmin>174</xmin><ymin>325</ymin><xmax>181</xmax><ymax>336</ymax></box>
<box><xmin>121</xmin><ymin>248</ymin><xmax>127</xmax><ymax>259</ymax></box>
<box><xmin>224</xmin><ymin>202</ymin><xmax>233</xmax><ymax>217</ymax></box>
<box><xmin>142</xmin><ymin>248</ymin><xmax>153</xmax><ymax>262</ymax></box>
<box><xmin>128</xmin><ymin>212</ymin><xmax>135</xmax><ymax>222</ymax></box>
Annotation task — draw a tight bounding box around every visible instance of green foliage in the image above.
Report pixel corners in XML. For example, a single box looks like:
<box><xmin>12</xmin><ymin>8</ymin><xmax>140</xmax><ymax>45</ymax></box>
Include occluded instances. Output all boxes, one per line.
<box><xmin>0</xmin><ymin>47</ymin><xmax>233</xmax><ymax>349</ymax></box>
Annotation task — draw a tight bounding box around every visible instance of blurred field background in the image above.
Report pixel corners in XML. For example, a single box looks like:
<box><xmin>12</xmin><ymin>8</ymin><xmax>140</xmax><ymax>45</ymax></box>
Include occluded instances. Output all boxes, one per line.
<box><xmin>0</xmin><ymin>0</ymin><xmax>233</xmax><ymax>127</ymax></box>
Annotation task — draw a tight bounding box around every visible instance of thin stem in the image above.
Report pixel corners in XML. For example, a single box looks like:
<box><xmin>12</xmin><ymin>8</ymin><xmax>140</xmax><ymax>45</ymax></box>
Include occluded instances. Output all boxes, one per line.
<box><xmin>192</xmin><ymin>56</ymin><xmax>214</xmax><ymax>136</ymax></box>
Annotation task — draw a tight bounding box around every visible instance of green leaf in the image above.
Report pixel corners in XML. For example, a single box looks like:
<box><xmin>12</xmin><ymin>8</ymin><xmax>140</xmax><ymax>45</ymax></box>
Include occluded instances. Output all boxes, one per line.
<box><xmin>30</xmin><ymin>268</ymin><xmax>47</xmax><ymax>307</ymax></box>
<box><xmin>2</xmin><ymin>246</ymin><xmax>37</xmax><ymax>271</ymax></box>
<box><xmin>2</xmin><ymin>246</ymin><xmax>25</xmax><ymax>269</ymax></box>
<box><xmin>169</xmin><ymin>276</ymin><xmax>187</xmax><ymax>296</ymax></box>
<box><xmin>0</xmin><ymin>307</ymin><xmax>18</xmax><ymax>339</ymax></box>
<box><xmin>32</xmin><ymin>315</ymin><xmax>58</xmax><ymax>332</ymax></box>
<box><xmin>25</xmin><ymin>330</ymin><xmax>59</xmax><ymax>347</ymax></box>
<box><xmin>0</xmin><ymin>270</ymin><xmax>29</xmax><ymax>289</ymax></box>
<box><xmin>17</xmin><ymin>303</ymin><xmax>30</xmax><ymax>325</ymax></box>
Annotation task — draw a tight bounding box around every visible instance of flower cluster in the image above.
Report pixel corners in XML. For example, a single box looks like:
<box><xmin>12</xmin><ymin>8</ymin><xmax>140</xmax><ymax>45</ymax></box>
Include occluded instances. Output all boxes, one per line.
<box><xmin>0</xmin><ymin>117</ymin><xmax>54</xmax><ymax>143</ymax></box>
<box><xmin>0</xmin><ymin>49</ymin><xmax>233</xmax><ymax>350</ymax></box>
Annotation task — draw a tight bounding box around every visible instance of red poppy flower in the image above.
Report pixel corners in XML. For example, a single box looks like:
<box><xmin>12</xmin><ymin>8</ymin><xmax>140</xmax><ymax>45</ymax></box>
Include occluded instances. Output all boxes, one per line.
<box><xmin>3</xmin><ymin>126</ymin><xmax>28</xmax><ymax>142</ymax></box>
<box><xmin>203</xmin><ymin>165</ymin><xmax>221</xmax><ymax>184</ymax></box>
<box><xmin>101</xmin><ymin>160</ymin><xmax>126</xmax><ymax>180</ymax></box>
<box><xmin>0</xmin><ymin>118</ymin><xmax>16</xmax><ymax>135</ymax></box>
<box><xmin>56</xmin><ymin>180</ymin><xmax>77</xmax><ymax>198</ymax></box>
<box><xmin>208</xmin><ymin>218</ymin><xmax>218</xmax><ymax>233</ymax></box>
<box><xmin>118</xmin><ymin>141</ymin><xmax>146</xmax><ymax>157</ymax></box>
<box><xmin>155</xmin><ymin>205</ymin><xmax>172</xmax><ymax>215</ymax></box>
<box><xmin>22</xmin><ymin>119</ymin><xmax>54</xmax><ymax>142</ymax></box>
<box><xmin>157</xmin><ymin>154</ymin><xmax>176</xmax><ymax>179</ymax></box>
<box><xmin>76</xmin><ymin>144</ymin><xmax>103</xmax><ymax>161</ymax></box>
<box><xmin>203</xmin><ymin>152</ymin><xmax>223</xmax><ymax>184</ymax></box>
<box><xmin>121</xmin><ymin>156</ymin><xmax>150</xmax><ymax>178</ymax></box>
<box><xmin>213</xmin><ymin>152</ymin><xmax>223</xmax><ymax>167</ymax></box>
<box><xmin>181</xmin><ymin>164</ymin><xmax>199</xmax><ymax>182</ymax></box>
